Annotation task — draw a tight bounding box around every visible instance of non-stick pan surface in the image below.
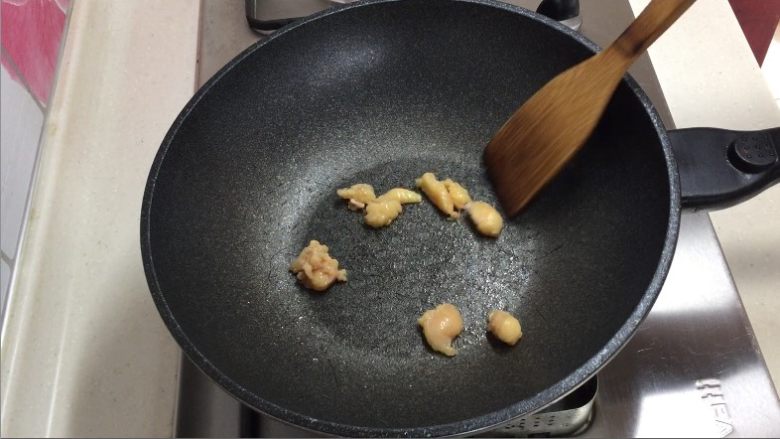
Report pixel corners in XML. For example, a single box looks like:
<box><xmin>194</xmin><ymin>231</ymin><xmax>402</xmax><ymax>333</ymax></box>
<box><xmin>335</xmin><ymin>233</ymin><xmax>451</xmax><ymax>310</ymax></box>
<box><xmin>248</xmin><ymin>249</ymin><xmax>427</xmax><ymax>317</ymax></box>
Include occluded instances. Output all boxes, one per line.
<box><xmin>141</xmin><ymin>0</ymin><xmax>678</xmax><ymax>436</ymax></box>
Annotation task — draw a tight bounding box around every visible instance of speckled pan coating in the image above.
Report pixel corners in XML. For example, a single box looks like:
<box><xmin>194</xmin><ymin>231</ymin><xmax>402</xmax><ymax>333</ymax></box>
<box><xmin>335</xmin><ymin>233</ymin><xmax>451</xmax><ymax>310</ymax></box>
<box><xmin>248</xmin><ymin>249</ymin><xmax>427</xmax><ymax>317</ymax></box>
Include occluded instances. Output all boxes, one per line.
<box><xmin>141</xmin><ymin>0</ymin><xmax>680</xmax><ymax>436</ymax></box>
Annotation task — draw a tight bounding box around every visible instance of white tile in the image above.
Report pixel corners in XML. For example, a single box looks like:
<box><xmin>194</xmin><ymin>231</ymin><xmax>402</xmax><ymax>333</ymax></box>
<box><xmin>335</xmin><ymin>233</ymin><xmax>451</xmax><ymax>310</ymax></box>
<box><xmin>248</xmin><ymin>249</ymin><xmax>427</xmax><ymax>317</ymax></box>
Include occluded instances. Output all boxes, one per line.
<box><xmin>762</xmin><ymin>24</ymin><xmax>780</xmax><ymax>101</ymax></box>
<box><xmin>1</xmin><ymin>67</ymin><xmax>43</xmax><ymax>257</ymax></box>
<box><xmin>1</xmin><ymin>259</ymin><xmax>10</xmax><ymax>316</ymax></box>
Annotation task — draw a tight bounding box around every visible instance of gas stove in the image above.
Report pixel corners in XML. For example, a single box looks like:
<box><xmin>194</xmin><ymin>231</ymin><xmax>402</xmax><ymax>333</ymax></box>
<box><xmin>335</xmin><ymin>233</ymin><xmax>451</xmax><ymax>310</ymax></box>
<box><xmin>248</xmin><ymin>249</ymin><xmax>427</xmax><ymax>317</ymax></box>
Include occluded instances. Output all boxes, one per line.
<box><xmin>175</xmin><ymin>213</ymin><xmax>780</xmax><ymax>438</ymax></box>
<box><xmin>177</xmin><ymin>1</ymin><xmax>780</xmax><ymax>437</ymax></box>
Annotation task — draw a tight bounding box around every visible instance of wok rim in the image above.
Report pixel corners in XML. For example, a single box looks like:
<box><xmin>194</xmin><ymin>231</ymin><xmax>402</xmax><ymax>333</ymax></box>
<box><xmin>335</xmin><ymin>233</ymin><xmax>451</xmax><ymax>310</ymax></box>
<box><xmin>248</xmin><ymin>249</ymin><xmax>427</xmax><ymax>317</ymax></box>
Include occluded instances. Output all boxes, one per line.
<box><xmin>140</xmin><ymin>0</ymin><xmax>681</xmax><ymax>436</ymax></box>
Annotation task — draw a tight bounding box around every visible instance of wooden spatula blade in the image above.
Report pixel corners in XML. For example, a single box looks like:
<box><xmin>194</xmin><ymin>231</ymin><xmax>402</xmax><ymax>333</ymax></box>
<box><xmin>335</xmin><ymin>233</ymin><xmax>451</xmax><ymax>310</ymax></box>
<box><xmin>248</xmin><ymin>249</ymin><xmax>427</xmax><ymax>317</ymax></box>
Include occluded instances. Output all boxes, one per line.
<box><xmin>484</xmin><ymin>52</ymin><xmax>626</xmax><ymax>216</ymax></box>
<box><xmin>485</xmin><ymin>0</ymin><xmax>695</xmax><ymax>217</ymax></box>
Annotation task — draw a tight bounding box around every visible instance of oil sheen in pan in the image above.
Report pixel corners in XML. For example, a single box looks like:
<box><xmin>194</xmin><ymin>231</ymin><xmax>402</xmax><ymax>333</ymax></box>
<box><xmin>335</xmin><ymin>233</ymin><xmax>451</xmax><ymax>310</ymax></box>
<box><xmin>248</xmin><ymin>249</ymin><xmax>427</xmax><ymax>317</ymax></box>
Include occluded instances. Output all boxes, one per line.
<box><xmin>267</xmin><ymin>156</ymin><xmax>539</xmax><ymax>365</ymax></box>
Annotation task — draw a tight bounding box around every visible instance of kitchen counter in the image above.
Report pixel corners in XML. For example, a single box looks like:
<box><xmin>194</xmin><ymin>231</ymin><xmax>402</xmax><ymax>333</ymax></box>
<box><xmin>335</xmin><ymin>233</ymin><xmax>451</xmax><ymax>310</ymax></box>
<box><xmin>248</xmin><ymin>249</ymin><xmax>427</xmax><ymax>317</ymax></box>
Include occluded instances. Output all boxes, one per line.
<box><xmin>0</xmin><ymin>1</ymin><xmax>198</xmax><ymax>436</ymax></box>
<box><xmin>1</xmin><ymin>0</ymin><xmax>778</xmax><ymax>437</ymax></box>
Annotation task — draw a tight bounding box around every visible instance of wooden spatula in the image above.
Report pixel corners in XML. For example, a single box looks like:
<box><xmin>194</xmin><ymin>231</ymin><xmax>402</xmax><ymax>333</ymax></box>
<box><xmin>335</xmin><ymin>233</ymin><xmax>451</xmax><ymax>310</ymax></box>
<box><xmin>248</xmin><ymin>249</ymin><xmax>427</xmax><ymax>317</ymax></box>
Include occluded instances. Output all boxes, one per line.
<box><xmin>484</xmin><ymin>0</ymin><xmax>695</xmax><ymax>216</ymax></box>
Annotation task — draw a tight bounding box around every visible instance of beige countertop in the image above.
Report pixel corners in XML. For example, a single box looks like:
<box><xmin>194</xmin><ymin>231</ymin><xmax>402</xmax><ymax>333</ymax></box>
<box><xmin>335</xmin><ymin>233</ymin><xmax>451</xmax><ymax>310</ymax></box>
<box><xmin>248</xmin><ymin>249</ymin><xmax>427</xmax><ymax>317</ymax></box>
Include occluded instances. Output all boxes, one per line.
<box><xmin>1</xmin><ymin>0</ymin><xmax>777</xmax><ymax>437</ymax></box>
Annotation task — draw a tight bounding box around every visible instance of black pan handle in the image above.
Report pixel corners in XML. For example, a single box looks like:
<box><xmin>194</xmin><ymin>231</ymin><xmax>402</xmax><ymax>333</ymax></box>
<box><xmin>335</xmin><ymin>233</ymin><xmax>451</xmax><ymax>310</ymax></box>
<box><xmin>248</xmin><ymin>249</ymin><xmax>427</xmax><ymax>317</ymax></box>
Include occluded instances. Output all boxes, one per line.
<box><xmin>668</xmin><ymin>127</ymin><xmax>780</xmax><ymax>210</ymax></box>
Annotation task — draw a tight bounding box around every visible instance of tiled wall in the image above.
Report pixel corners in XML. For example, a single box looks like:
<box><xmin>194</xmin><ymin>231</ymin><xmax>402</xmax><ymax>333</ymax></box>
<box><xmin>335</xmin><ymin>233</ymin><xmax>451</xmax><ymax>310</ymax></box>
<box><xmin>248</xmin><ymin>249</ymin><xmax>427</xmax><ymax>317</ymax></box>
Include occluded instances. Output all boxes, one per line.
<box><xmin>728</xmin><ymin>0</ymin><xmax>780</xmax><ymax>66</ymax></box>
<box><xmin>1</xmin><ymin>0</ymin><xmax>69</xmax><ymax>314</ymax></box>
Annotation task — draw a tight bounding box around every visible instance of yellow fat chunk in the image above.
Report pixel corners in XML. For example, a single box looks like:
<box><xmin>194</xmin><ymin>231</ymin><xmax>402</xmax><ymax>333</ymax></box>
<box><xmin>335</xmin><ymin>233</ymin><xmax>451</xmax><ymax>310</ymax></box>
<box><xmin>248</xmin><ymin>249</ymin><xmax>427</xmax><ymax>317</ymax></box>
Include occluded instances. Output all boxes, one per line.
<box><xmin>364</xmin><ymin>197</ymin><xmax>403</xmax><ymax>228</ymax></box>
<box><xmin>381</xmin><ymin>188</ymin><xmax>422</xmax><ymax>205</ymax></box>
<box><xmin>488</xmin><ymin>310</ymin><xmax>522</xmax><ymax>345</ymax></box>
<box><xmin>465</xmin><ymin>201</ymin><xmax>503</xmax><ymax>237</ymax></box>
<box><xmin>443</xmin><ymin>179</ymin><xmax>472</xmax><ymax>210</ymax></box>
<box><xmin>337</xmin><ymin>184</ymin><xmax>376</xmax><ymax>205</ymax></box>
<box><xmin>415</xmin><ymin>172</ymin><xmax>457</xmax><ymax>218</ymax></box>
<box><xmin>289</xmin><ymin>240</ymin><xmax>347</xmax><ymax>292</ymax></box>
<box><xmin>418</xmin><ymin>303</ymin><xmax>464</xmax><ymax>356</ymax></box>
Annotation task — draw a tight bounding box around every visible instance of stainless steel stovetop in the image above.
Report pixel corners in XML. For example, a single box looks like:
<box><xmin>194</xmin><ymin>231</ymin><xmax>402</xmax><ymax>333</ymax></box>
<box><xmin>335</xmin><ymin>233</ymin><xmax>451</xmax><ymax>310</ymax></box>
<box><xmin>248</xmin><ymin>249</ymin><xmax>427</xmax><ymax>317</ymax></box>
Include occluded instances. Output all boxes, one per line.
<box><xmin>176</xmin><ymin>1</ymin><xmax>780</xmax><ymax>437</ymax></box>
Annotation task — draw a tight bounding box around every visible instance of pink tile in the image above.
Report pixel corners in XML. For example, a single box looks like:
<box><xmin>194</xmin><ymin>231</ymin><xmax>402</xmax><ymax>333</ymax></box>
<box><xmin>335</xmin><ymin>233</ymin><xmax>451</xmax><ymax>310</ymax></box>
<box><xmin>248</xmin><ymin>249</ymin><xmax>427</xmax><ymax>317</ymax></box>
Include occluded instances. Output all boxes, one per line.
<box><xmin>1</xmin><ymin>0</ymin><xmax>69</xmax><ymax>106</ymax></box>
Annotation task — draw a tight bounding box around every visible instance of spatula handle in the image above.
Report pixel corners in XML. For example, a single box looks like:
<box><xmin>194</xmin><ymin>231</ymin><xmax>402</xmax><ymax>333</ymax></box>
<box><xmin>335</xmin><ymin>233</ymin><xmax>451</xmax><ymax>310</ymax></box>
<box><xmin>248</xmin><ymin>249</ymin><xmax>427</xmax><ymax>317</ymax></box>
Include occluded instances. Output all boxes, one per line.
<box><xmin>611</xmin><ymin>0</ymin><xmax>695</xmax><ymax>61</ymax></box>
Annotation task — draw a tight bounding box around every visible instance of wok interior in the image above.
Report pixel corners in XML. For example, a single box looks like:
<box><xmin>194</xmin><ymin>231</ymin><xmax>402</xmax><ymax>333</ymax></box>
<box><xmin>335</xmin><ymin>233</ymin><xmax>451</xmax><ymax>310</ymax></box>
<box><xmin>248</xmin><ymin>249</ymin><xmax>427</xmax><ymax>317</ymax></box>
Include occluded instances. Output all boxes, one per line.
<box><xmin>147</xmin><ymin>0</ymin><xmax>671</xmax><ymax>430</ymax></box>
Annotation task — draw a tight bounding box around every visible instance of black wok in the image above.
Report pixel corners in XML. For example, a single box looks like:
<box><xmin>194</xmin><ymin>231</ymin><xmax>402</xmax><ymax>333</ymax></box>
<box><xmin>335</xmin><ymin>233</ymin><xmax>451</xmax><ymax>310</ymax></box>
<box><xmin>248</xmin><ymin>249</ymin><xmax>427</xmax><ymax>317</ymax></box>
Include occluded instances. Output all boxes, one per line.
<box><xmin>141</xmin><ymin>0</ymin><xmax>780</xmax><ymax>436</ymax></box>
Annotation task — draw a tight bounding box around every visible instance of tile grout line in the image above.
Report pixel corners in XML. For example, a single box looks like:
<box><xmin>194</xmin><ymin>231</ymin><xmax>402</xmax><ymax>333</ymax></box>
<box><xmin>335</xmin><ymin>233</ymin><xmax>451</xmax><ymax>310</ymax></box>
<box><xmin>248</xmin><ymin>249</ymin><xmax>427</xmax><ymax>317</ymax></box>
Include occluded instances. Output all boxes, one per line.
<box><xmin>1</xmin><ymin>251</ymin><xmax>14</xmax><ymax>266</ymax></box>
